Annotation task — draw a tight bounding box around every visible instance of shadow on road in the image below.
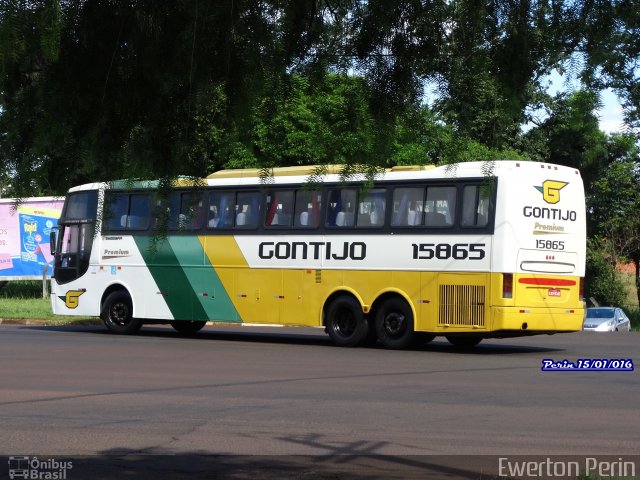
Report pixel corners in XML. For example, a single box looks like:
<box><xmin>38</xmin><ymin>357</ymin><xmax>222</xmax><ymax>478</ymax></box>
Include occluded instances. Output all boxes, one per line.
<box><xmin>23</xmin><ymin>324</ymin><xmax>564</xmax><ymax>355</ymax></box>
<box><xmin>51</xmin><ymin>450</ymin><xmax>504</xmax><ymax>479</ymax></box>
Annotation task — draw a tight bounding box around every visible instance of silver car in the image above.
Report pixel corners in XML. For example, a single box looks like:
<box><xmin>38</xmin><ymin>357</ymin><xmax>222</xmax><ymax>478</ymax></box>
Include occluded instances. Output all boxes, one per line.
<box><xmin>583</xmin><ymin>307</ymin><xmax>631</xmax><ymax>332</ymax></box>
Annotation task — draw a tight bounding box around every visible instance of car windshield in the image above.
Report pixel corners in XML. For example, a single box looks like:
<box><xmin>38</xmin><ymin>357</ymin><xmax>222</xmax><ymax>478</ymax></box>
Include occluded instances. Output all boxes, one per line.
<box><xmin>586</xmin><ymin>308</ymin><xmax>615</xmax><ymax>319</ymax></box>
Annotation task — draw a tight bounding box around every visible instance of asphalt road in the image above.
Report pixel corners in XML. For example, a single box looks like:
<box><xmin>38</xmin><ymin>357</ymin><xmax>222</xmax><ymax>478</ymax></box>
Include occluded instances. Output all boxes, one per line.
<box><xmin>0</xmin><ymin>324</ymin><xmax>638</xmax><ymax>478</ymax></box>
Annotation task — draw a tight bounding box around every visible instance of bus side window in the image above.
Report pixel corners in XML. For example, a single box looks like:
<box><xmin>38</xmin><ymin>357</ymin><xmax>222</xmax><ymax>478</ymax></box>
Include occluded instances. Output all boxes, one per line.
<box><xmin>326</xmin><ymin>189</ymin><xmax>356</xmax><ymax>227</ymax></box>
<box><xmin>207</xmin><ymin>192</ymin><xmax>235</xmax><ymax>229</ymax></box>
<box><xmin>391</xmin><ymin>188</ymin><xmax>424</xmax><ymax>227</ymax></box>
<box><xmin>265</xmin><ymin>191</ymin><xmax>294</xmax><ymax>227</ymax></box>
<box><xmin>294</xmin><ymin>190</ymin><xmax>321</xmax><ymax>228</ymax></box>
<box><xmin>104</xmin><ymin>194</ymin><xmax>129</xmax><ymax>230</ymax></box>
<box><xmin>172</xmin><ymin>192</ymin><xmax>204</xmax><ymax>230</ymax></box>
<box><xmin>104</xmin><ymin>193</ymin><xmax>150</xmax><ymax>230</ymax></box>
<box><xmin>356</xmin><ymin>189</ymin><xmax>386</xmax><ymax>227</ymax></box>
<box><xmin>425</xmin><ymin>186</ymin><xmax>455</xmax><ymax>227</ymax></box>
<box><xmin>236</xmin><ymin>191</ymin><xmax>261</xmax><ymax>228</ymax></box>
<box><xmin>462</xmin><ymin>185</ymin><xmax>490</xmax><ymax>227</ymax></box>
<box><xmin>128</xmin><ymin>194</ymin><xmax>151</xmax><ymax>229</ymax></box>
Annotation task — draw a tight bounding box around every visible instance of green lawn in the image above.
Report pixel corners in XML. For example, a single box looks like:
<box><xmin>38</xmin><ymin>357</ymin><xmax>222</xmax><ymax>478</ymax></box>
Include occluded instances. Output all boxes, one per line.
<box><xmin>0</xmin><ymin>281</ymin><xmax>97</xmax><ymax>325</ymax></box>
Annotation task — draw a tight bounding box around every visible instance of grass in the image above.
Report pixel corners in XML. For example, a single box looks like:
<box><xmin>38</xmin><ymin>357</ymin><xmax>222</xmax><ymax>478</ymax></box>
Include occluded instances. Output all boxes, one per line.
<box><xmin>0</xmin><ymin>281</ymin><xmax>97</xmax><ymax>325</ymax></box>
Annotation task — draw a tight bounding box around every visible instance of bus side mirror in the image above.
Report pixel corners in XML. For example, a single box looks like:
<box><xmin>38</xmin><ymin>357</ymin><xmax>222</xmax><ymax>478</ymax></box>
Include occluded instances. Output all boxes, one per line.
<box><xmin>50</xmin><ymin>229</ymin><xmax>57</xmax><ymax>256</ymax></box>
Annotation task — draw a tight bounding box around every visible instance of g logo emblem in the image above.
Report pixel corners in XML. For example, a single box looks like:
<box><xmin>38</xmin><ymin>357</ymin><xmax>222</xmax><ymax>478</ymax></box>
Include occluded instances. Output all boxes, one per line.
<box><xmin>536</xmin><ymin>180</ymin><xmax>568</xmax><ymax>204</ymax></box>
<box><xmin>60</xmin><ymin>290</ymin><xmax>85</xmax><ymax>309</ymax></box>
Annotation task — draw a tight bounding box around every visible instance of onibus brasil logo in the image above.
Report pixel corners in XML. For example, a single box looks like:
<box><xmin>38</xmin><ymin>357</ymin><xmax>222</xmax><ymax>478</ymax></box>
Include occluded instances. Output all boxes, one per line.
<box><xmin>8</xmin><ymin>456</ymin><xmax>73</xmax><ymax>479</ymax></box>
<box><xmin>535</xmin><ymin>180</ymin><xmax>568</xmax><ymax>204</ymax></box>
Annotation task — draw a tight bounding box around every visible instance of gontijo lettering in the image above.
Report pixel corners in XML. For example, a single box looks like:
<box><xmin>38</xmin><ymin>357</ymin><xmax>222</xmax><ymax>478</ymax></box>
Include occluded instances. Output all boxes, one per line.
<box><xmin>258</xmin><ymin>241</ymin><xmax>366</xmax><ymax>260</ymax></box>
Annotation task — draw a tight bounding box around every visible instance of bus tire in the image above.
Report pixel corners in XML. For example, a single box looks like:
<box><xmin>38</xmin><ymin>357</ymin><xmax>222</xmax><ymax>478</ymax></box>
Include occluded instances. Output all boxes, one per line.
<box><xmin>171</xmin><ymin>320</ymin><xmax>207</xmax><ymax>335</ymax></box>
<box><xmin>101</xmin><ymin>290</ymin><xmax>142</xmax><ymax>334</ymax></box>
<box><xmin>326</xmin><ymin>296</ymin><xmax>369</xmax><ymax>347</ymax></box>
<box><xmin>446</xmin><ymin>335</ymin><xmax>482</xmax><ymax>349</ymax></box>
<box><xmin>375</xmin><ymin>298</ymin><xmax>416</xmax><ymax>349</ymax></box>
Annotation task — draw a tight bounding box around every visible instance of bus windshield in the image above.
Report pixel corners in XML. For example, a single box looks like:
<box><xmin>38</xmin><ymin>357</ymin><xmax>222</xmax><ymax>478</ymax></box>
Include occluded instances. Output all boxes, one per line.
<box><xmin>53</xmin><ymin>191</ymin><xmax>98</xmax><ymax>284</ymax></box>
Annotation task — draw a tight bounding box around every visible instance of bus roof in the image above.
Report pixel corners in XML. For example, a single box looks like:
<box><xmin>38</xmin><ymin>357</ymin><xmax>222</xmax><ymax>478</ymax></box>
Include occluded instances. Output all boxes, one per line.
<box><xmin>206</xmin><ymin>164</ymin><xmax>436</xmax><ymax>179</ymax></box>
<box><xmin>66</xmin><ymin>161</ymin><xmax>581</xmax><ymax>192</ymax></box>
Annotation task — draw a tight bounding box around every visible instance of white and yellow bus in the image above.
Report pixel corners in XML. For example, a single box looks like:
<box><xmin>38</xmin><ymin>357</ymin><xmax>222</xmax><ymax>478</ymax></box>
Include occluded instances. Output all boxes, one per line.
<box><xmin>50</xmin><ymin>161</ymin><xmax>586</xmax><ymax>348</ymax></box>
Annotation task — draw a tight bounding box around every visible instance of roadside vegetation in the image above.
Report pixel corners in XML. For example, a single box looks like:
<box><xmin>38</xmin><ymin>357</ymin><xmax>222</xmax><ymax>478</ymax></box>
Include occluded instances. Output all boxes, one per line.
<box><xmin>0</xmin><ymin>281</ymin><xmax>96</xmax><ymax>324</ymax></box>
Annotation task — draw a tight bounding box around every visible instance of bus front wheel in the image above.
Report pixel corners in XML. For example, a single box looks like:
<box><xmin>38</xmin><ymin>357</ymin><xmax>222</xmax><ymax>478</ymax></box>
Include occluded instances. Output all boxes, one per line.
<box><xmin>326</xmin><ymin>296</ymin><xmax>369</xmax><ymax>347</ymax></box>
<box><xmin>101</xmin><ymin>291</ymin><xmax>142</xmax><ymax>334</ymax></box>
<box><xmin>171</xmin><ymin>320</ymin><xmax>207</xmax><ymax>335</ymax></box>
<box><xmin>375</xmin><ymin>298</ymin><xmax>416</xmax><ymax>349</ymax></box>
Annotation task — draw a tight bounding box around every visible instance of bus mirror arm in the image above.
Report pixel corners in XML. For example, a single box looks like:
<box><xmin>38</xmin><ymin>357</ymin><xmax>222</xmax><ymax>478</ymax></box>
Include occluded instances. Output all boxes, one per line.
<box><xmin>50</xmin><ymin>228</ymin><xmax>58</xmax><ymax>256</ymax></box>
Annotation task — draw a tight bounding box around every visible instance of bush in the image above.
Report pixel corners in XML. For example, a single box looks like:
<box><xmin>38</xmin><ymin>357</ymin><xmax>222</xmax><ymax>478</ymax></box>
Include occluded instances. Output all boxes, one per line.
<box><xmin>626</xmin><ymin>307</ymin><xmax>640</xmax><ymax>331</ymax></box>
<box><xmin>585</xmin><ymin>237</ymin><xmax>628</xmax><ymax>306</ymax></box>
<box><xmin>0</xmin><ymin>281</ymin><xmax>44</xmax><ymax>299</ymax></box>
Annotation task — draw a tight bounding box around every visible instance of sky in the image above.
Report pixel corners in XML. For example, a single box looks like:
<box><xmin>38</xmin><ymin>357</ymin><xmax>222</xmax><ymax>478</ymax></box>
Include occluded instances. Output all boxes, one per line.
<box><xmin>545</xmin><ymin>70</ymin><xmax>626</xmax><ymax>134</ymax></box>
<box><xmin>597</xmin><ymin>88</ymin><xmax>626</xmax><ymax>134</ymax></box>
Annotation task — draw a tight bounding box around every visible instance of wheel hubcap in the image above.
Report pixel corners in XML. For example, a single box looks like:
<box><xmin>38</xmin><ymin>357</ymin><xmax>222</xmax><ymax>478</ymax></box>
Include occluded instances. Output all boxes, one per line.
<box><xmin>110</xmin><ymin>302</ymin><xmax>129</xmax><ymax>325</ymax></box>
<box><xmin>334</xmin><ymin>309</ymin><xmax>356</xmax><ymax>337</ymax></box>
<box><xmin>383</xmin><ymin>312</ymin><xmax>406</xmax><ymax>338</ymax></box>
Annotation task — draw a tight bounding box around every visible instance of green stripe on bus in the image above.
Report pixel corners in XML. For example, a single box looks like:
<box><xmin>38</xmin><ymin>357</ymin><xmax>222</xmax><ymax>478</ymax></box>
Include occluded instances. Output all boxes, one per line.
<box><xmin>167</xmin><ymin>236</ymin><xmax>240</xmax><ymax>322</ymax></box>
<box><xmin>134</xmin><ymin>236</ymin><xmax>240</xmax><ymax>322</ymax></box>
<box><xmin>134</xmin><ymin>236</ymin><xmax>205</xmax><ymax>320</ymax></box>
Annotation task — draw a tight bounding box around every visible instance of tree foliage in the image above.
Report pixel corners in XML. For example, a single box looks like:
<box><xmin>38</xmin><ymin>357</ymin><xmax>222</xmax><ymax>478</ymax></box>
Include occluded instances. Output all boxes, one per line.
<box><xmin>2</xmin><ymin>0</ymin><xmax>638</xmax><ymax>195</ymax></box>
<box><xmin>1</xmin><ymin>1</ymin><xmax>639</xmax><ymax>305</ymax></box>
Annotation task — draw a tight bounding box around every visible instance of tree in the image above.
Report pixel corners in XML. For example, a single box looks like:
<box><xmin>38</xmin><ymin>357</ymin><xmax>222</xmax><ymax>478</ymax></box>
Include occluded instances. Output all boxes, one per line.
<box><xmin>1</xmin><ymin>0</ymin><xmax>639</xmax><ymax>197</ymax></box>
<box><xmin>588</xmin><ymin>138</ymin><xmax>640</xmax><ymax>306</ymax></box>
<box><xmin>523</xmin><ymin>90</ymin><xmax>609</xmax><ymax>185</ymax></box>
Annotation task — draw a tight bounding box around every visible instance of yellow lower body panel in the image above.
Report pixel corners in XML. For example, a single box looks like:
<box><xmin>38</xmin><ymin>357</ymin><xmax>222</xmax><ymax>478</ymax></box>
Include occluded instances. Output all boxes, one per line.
<box><xmin>491</xmin><ymin>306</ymin><xmax>584</xmax><ymax>333</ymax></box>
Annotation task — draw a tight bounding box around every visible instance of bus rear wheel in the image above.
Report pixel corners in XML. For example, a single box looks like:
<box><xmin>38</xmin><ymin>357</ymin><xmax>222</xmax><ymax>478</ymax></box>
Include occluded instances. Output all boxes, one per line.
<box><xmin>101</xmin><ymin>290</ymin><xmax>142</xmax><ymax>334</ymax></box>
<box><xmin>171</xmin><ymin>320</ymin><xmax>207</xmax><ymax>335</ymax></box>
<box><xmin>375</xmin><ymin>298</ymin><xmax>416</xmax><ymax>349</ymax></box>
<box><xmin>326</xmin><ymin>295</ymin><xmax>369</xmax><ymax>347</ymax></box>
<box><xmin>446</xmin><ymin>335</ymin><xmax>482</xmax><ymax>349</ymax></box>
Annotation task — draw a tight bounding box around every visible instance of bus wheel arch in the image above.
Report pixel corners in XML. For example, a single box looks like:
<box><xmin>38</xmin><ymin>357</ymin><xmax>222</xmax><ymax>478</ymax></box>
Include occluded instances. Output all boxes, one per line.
<box><xmin>100</xmin><ymin>286</ymin><xmax>142</xmax><ymax>334</ymax></box>
<box><xmin>323</xmin><ymin>291</ymin><xmax>370</xmax><ymax>347</ymax></box>
<box><xmin>372</xmin><ymin>293</ymin><xmax>418</xmax><ymax>349</ymax></box>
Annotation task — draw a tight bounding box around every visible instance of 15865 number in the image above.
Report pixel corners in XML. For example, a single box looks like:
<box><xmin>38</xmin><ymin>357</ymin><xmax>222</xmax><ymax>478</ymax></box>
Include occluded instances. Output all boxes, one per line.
<box><xmin>536</xmin><ymin>239</ymin><xmax>565</xmax><ymax>250</ymax></box>
<box><xmin>412</xmin><ymin>243</ymin><xmax>486</xmax><ymax>260</ymax></box>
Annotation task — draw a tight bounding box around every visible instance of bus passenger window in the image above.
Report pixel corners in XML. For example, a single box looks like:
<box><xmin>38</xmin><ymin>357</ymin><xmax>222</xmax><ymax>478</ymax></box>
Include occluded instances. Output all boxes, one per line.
<box><xmin>265</xmin><ymin>191</ymin><xmax>294</xmax><ymax>227</ymax></box>
<box><xmin>391</xmin><ymin>188</ymin><xmax>424</xmax><ymax>226</ymax></box>
<box><xmin>356</xmin><ymin>189</ymin><xmax>386</xmax><ymax>227</ymax></box>
<box><xmin>326</xmin><ymin>189</ymin><xmax>356</xmax><ymax>227</ymax></box>
<box><xmin>425</xmin><ymin>186</ymin><xmax>455</xmax><ymax>227</ymax></box>
<box><xmin>208</xmin><ymin>192</ymin><xmax>235</xmax><ymax>229</ymax></box>
<box><xmin>104</xmin><ymin>194</ymin><xmax>129</xmax><ymax>230</ymax></box>
<box><xmin>294</xmin><ymin>190</ymin><xmax>321</xmax><ymax>228</ymax></box>
<box><xmin>104</xmin><ymin>193</ymin><xmax>150</xmax><ymax>230</ymax></box>
<box><xmin>127</xmin><ymin>194</ymin><xmax>150</xmax><ymax>229</ymax></box>
<box><xmin>236</xmin><ymin>191</ymin><xmax>261</xmax><ymax>228</ymax></box>
<box><xmin>462</xmin><ymin>185</ymin><xmax>490</xmax><ymax>227</ymax></box>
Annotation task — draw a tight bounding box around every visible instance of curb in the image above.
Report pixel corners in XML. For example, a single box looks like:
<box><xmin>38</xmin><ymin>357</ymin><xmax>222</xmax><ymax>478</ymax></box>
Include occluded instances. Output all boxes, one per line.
<box><xmin>0</xmin><ymin>318</ymin><xmax>103</xmax><ymax>326</ymax></box>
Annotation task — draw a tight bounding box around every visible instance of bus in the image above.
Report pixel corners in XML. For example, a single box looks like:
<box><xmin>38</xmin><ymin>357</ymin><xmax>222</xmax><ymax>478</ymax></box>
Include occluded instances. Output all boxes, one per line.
<box><xmin>49</xmin><ymin>161</ymin><xmax>586</xmax><ymax>349</ymax></box>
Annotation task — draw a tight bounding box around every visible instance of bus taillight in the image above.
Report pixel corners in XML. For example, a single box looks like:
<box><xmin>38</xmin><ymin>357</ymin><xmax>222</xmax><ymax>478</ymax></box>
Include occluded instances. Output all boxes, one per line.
<box><xmin>502</xmin><ymin>273</ymin><xmax>513</xmax><ymax>299</ymax></box>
